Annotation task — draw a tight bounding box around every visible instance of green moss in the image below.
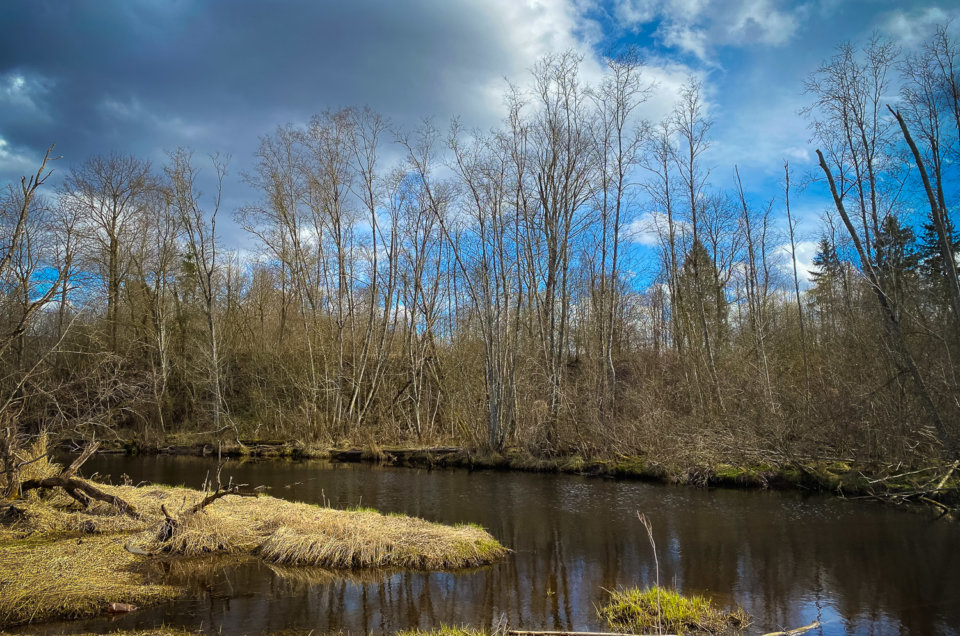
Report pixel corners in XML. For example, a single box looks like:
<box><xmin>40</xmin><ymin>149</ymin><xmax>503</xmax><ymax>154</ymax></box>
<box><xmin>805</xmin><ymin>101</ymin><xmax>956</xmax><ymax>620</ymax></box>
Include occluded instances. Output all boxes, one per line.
<box><xmin>599</xmin><ymin>586</ymin><xmax>749</xmax><ymax>635</ymax></box>
<box><xmin>709</xmin><ymin>464</ymin><xmax>774</xmax><ymax>488</ymax></box>
<box><xmin>613</xmin><ymin>459</ymin><xmax>646</xmax><ymax>477</ymax></box>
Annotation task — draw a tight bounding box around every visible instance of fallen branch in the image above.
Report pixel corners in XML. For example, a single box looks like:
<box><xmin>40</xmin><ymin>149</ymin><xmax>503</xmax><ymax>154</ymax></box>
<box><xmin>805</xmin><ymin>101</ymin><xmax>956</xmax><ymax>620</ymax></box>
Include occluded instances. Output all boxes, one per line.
<box><xmin>20</xmin><ymin>474</ymin><xmax>141</xmax><ymax>519</ymax></box>
<box><xmin>154</xmin><ymin>483</ymin><xmax>257</xmax><ymax>544</ymax></box>
<box><xmin>187</xmin><ymin>485</ymin><xmax>257</xmax><ymax>514</ymax></box>
<box><xmin>18</xmin><ymin>441</ymin><xmax>141</xmax><ymax>519</ymax></box>
<box><xmin>63</xmin><ymin>442</ymin><xmax>100</xmax><ymax>479</ymax></box>
<box><xmin>919</xmin><ymin>496</ymin><xmax>952</xmax><ymax>516</ymax></box>
<box><xmin>762</xmin><ymin>620</ymin><xmax>822</xmax><ymax>635</ymax></box>
<box><xmin>934</xmin><ymin>460</ymin><xmax>959</xmax><ymax>492</ymax></box>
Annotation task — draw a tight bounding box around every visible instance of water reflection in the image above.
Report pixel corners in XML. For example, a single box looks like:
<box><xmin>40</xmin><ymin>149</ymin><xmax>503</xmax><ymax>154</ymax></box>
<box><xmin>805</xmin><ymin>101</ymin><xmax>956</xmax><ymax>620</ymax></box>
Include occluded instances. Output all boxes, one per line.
<box><xmin>24</xmin><ymin>455</ymin><xmax>960</xmax><ymax>635</ymax></box>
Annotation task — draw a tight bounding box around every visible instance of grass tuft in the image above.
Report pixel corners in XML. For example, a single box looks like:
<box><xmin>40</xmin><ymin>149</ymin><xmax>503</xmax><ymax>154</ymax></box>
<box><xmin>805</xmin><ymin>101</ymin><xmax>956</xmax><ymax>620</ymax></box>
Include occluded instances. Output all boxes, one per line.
<box><xmin>599</xmin><ymin>586</ymin><xmax>749</xmax><ymax>635</ymax></box>
<box><xmin>0</xmin><ymin>533</ymin><xmax>180</xmax><ymax>627</ymax></box>
<box><xmin>0</xmin><ymin>482</ymin><xmax>507</xmax><ymax>628</ymax></box>
<box><xmin>396</xmin><ymin>626</ymin><xmax>486</xmax><ymax>636</ymax></box>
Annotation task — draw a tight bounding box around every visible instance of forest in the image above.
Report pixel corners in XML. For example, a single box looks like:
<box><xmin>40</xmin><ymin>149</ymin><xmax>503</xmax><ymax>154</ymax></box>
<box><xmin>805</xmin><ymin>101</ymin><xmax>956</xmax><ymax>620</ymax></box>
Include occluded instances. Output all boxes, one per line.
<box><xmin>1</xmin><ymin>27</ymin><xmax>959</xmax><ymax>474</ymax></box>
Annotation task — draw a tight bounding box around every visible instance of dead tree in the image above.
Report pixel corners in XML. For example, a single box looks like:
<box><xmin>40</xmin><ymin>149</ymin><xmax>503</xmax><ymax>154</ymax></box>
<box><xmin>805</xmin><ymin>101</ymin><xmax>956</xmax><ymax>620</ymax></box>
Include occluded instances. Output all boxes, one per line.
<box><xmin>19</xmin><ymin>442</ymin><xmax>141</xmax><ymax>519</ymax></box>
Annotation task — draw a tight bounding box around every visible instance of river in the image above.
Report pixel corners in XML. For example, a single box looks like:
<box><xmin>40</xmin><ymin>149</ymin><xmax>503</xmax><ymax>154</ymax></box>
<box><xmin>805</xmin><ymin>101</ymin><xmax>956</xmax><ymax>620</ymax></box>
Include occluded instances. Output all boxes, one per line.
<box><xmin>23</xmin><ymin>454</ymin><xmax>960</xmax><ymax>634</ymax></box>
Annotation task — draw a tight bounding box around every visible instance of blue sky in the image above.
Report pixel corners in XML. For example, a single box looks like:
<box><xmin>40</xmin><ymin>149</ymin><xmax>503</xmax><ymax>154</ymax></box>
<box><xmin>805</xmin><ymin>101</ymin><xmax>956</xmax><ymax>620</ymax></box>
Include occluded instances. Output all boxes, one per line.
<box><xmin>1</xmin><ymin>0</ymin><xmax>958</xmax><ymax>282</ymax></box>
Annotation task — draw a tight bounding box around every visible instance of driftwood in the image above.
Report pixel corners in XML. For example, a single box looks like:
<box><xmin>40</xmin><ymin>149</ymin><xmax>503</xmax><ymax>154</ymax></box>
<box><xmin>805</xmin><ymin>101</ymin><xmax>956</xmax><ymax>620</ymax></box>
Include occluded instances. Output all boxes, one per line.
<box><xmin>126</xmin><ymin>483</ymin><xmax>256</xmax><ymax>556</ymax></box>
<box><xmin>21</xmin><ymin>474</ymin><xmax>141</xmax><ymax>519</ymax></box>
<box><xmin>154</xmin><ymin>465</ymin><xmax>258</xmax><ymax>544</ymax></box>
<box><xmin>19</xmin><ymin>442</ymin><xmax>142</xmax><ymax>519</ymax></box>
<box><xmin>761</xmin><ymin>620</ymin><xmax>822</xmax><ymax>635</ymax></box>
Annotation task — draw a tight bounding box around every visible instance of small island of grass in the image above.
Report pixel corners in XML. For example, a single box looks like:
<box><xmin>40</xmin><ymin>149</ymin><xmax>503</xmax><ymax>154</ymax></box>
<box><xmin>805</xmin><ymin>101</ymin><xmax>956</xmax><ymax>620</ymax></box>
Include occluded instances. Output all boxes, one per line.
<box><xmin>599</xmin><ymin>586</ymin><xmax>750</xmax><ymax>635</ymax></box>
<box><xmin>0</xmin><ymin>447</ymin><xmax>507</xmax><ymax>629</ymax></box>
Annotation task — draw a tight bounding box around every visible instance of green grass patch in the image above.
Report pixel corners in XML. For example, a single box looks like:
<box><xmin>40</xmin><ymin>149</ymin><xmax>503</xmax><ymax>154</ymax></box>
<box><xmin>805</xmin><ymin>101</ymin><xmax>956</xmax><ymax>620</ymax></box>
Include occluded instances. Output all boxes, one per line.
<box><xmin>599</xmin><ymin>586</ymin><xmax>749</xmax><ymax>635</ymax></box>
<box><xmin>396</xmin><ymin>626</ymin><xmax>486</xmax><ymax>636</ymax></box>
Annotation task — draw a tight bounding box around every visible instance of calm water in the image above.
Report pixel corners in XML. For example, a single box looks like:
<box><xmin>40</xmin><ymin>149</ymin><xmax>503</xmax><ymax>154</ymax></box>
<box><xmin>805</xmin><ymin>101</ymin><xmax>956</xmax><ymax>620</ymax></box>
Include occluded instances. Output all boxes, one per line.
<box><xmin>24</xmin><ymin>455</ymin><xmax>960</xmax><ymax>635</ymax></box>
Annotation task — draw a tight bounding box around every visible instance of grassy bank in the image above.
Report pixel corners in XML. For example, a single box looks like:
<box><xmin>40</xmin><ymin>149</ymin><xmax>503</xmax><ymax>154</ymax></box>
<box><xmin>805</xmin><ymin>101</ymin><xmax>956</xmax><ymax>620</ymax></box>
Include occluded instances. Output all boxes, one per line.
<box><xmin>0</xmin><ymin>458</ymin><xmax>506</xmax><ymax>629</ymax></box>
<box><xmin>97</xmin><ymin>434</ymin><xmax>960</xmax><ymax>512</ymax></box>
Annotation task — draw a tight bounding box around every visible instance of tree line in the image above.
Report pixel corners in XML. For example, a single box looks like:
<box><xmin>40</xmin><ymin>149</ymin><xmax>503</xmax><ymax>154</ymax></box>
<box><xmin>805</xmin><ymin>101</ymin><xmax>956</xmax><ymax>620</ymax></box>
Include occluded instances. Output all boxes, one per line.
<box><xmin>2</xmin><ymin>29</ymin><xmax>958</xmax><ymax>468</ymax></box>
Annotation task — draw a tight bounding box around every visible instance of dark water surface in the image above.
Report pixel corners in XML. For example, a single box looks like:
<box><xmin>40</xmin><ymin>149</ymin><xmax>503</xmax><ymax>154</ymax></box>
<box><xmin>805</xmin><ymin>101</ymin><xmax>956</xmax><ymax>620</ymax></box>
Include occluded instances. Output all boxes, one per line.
<box><xmin>26</xmin><ymin>455</ymin><xmax>960</xmax><ymax>635</ymax></box>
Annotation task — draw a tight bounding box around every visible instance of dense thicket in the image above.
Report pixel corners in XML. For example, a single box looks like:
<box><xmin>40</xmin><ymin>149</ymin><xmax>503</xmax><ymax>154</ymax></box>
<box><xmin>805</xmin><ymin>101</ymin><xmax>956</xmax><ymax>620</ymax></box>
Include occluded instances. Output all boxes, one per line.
<box><xmin>2</xmin><ymin>31</ymin><xmax>959</xmax><ymax>468</ymax></box>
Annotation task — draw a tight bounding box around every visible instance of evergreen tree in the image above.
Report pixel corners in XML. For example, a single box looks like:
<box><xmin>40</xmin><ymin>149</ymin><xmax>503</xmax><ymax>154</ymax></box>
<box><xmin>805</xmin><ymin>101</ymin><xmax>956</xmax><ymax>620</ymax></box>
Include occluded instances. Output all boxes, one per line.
<box><xmin>677</xmin><ymin>239</ymin><xmax>727</xmax><ymax>348</ymax></box>
<box><xmin>917</xmin><ymin>212</ymin><xmax>959</xmax><ymax>306</ymax></box>
<box><xmin>809</xmin><ymin>235</ymin><xmax>845</xmax><ymax>331</ymax></box>
<box><xmin>874</xmin><ymin>215</ymin><xmax>918</xmax><ymax>316</ymax></box>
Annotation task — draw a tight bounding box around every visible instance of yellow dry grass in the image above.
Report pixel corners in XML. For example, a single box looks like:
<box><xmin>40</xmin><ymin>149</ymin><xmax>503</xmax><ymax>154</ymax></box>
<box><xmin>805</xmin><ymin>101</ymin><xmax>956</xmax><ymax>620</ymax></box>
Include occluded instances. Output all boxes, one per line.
<box><xmin>0</xmin><ymin>532</ymin><xmax>180</xmax><ymax>627</ymax></box>
<box><xmin>0</xmin><ymin>479</ymin><xmax>506</xmax><ymax>629</ymax></box>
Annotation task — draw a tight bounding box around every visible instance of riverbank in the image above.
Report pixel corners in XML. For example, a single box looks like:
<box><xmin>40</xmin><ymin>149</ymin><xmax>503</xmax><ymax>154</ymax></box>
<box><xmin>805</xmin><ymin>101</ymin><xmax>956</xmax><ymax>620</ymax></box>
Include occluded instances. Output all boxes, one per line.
<box><xmin>97</xmin><ymin>436</ymin><xmax>960</xmax><ymax>514</ymax></box>
<box><xmin>0</xmin><ymin>452</ymin><xmax>506</xmax><ymax>629</ymax></box>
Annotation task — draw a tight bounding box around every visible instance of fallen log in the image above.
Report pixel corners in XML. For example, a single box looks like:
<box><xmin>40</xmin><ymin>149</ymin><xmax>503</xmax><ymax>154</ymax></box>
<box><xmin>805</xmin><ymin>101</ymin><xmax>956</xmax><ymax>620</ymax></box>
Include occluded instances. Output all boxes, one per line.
<box><xmin>934</xmin><ymin>460</ymin><xmax>958</xmax><ymax>492</ymax></box>
<box><xmin>19</xmin><ymin>441</ymin><xmax>141</xmax><ymax>519</ymax></box>
<box><xmin>762</xmin><ymin>620</ymin><xmax>822</xmax><ymax>635</ymax></box>
<box><xmin>20</xmin><ymin>474</ymin><xmax>141</xmax><ymax>519</ymax></box>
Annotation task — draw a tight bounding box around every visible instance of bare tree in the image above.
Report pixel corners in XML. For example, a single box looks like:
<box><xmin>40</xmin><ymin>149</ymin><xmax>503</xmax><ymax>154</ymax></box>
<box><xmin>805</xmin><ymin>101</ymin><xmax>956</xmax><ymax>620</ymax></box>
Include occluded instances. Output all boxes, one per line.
<box><xmin>62</xmin><ymin>154</ymin><xmax>153</xmax><ymax>355</ymax></box>
<box><xmin>166</xmin><ymin>148</ymin><xmax>229</xmax><ymax>435</ymax></box>
<box><xmin>892</xmin><ymin>25</ymin><xmax>960</xmax><ymax>342</ymax></box>
<box><xmin>588</xmin><ymin>50</ymin><xmax>649</xmax><ymax>411</ymax></box>
<box><xmin>671</xmin><ymin>77</ymin><xmax>723</xmax><ymax>412</ymax></box>
<box><xmin>0</xmin><ymin>146</ymin><xmax>72</xmax><ymax>493</ymax></box>
<box><xmin>808</xmin><ymin>36</ymin><xmax>954</xmax><ymax>453</ymax></box>
<box><xmin>782</xmin><ymin>161</ymin><xmax>810</xmax><ymax>399</ymax></box>
<box><xmin>525</xmin><ymin>52</ymin><xmax>596</xmax><ymax>440</ymax></box>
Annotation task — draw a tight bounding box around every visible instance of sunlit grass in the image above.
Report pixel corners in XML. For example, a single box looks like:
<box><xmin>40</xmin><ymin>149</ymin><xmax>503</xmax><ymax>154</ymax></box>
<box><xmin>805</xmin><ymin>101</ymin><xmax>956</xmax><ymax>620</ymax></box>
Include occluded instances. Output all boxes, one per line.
<box><xmin>0</xmin><ymin>533</ymin><xmax>180</xmax><ymax>627</ymax></box>
<box><xmin>599</xmin><ymin>586</ymin><xmax>750</xmax><ymax>635</ymax></box>
<box><xmin>0</xmin><ymin>480</ymin><xmax>507</xmax><ymax>628</ymax></box>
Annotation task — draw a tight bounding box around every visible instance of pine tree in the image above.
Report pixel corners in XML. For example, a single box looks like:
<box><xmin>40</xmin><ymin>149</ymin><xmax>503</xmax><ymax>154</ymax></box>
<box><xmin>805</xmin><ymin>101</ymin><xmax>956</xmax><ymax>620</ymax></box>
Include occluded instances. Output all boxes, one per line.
<box><xmin>874</xmin><ymin>215</ymin><xmax>918</xmax><ymax>316</ymax></box>
<box><xmin>917</xmin><ymin>212</ymin><xmax>959</xmax><ymax>307</ymax></box>
<box><xmin>677</xmin><ymin>239</ymin><xmax>727</xmax><ymax>348</ymax></box>
<box><xmin>809</xmin><ymin>235</ymin><xmax>845</xmax><ymax>331</ymax></box>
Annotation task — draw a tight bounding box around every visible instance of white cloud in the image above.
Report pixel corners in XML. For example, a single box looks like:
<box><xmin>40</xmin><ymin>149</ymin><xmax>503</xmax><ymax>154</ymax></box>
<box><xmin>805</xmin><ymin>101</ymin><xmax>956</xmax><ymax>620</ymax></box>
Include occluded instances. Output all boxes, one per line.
<box><xmin>0</xmin><ymin>135</ymin><xmax>36</xmax><ymax>173</ymax></box>
<box><xmin>661</xmin><ymin>23</ymin><xmax>711</xmax><ymax>61</ymax></box>
<box><xmin>614</xmin><ymin>0</ymin><xmax>659</xmax><ymax>25</ymax></box>
<box><xmin>627</xmin><ymin>210</ymin><xmax>691</xmax><ymax>247</ymax></box>
<box><xmin>612</xmin><ymin>0</ymin><xmax>806</xmax><ymax>63</ymax></box>
<box><xmin>880</xmin><ymin>6</ymin><xmax>956</xmax><ymax>48</ymax></box>
<box><xmin>775</xmin><ymin>239</ymin><xmax>819</xmax><ymax>287</ymax></box>
<box><xmin>0</xmin><ymin>71</ymin><xmax>54</xmax><ymax>121</ymax></box>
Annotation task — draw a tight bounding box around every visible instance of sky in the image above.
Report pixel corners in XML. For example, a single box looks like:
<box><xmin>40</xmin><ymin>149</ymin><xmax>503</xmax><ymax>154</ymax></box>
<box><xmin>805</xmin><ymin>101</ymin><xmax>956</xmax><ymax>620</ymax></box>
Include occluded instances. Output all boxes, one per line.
<box><xmin>1</xmin><ymin>0</ymin><xmax>958</xmax><ymax>282</ymax></box>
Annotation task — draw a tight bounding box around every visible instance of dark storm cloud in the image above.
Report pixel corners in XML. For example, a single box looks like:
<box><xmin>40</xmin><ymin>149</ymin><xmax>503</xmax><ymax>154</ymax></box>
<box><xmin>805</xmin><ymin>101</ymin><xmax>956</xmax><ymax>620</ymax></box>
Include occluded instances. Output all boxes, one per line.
<box><xmin>0</xmin><ymin>0</ymin><xmax>525</xmax><ymax>188</ymax></box>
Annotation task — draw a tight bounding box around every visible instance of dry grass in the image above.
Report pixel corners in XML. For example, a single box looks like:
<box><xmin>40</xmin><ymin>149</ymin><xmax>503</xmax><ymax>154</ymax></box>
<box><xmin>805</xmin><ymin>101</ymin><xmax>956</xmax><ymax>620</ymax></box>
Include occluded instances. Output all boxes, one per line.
<box><xmin>0</xmin><ymin>480</ymin><xmax>506</xmax><ymax>629</ymax></box>
<box><xmin>104</xmin><ymin>485</ymin><xmax>506</xmax><ymax>569</ymax></box>
<box><xmin>0</xmin><ymin>533</ymin><xmax>180</xmax><ymax>627</ymax></box>
<box><xmin>5</xmin><ymin>483</ymin><xmax>506</xmax><ymax>568</ymax></box>
<box><xmin>0</xmin><ymin>434</ymin><xmax>60</xmax><ymax>497</ymax></box>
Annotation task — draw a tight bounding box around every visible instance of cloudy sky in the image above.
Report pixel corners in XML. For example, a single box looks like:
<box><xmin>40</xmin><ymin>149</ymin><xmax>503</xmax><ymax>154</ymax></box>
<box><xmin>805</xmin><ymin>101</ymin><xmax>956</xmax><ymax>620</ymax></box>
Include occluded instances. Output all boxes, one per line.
<box><xmin>1</xmin><ymin>0</ymin><xmax>957</xmax><ymax>275</ymax></box>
